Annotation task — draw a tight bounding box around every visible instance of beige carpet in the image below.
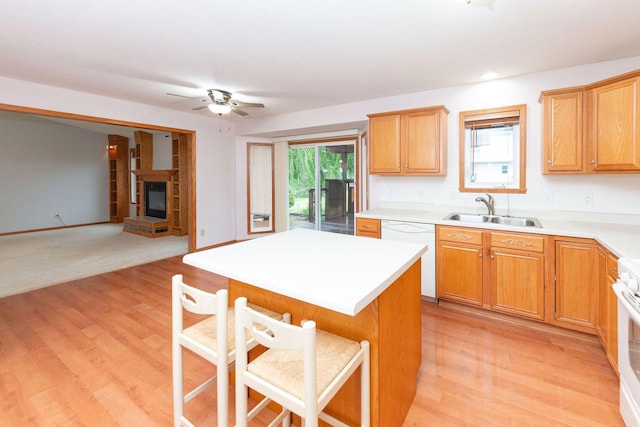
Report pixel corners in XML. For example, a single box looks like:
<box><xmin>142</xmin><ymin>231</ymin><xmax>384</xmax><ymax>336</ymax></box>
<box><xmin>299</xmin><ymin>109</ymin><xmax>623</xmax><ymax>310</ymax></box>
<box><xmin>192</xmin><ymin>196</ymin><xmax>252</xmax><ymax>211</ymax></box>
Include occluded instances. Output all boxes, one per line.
<box><xmin>0</xmin><ymin>223</ymin><xmax>188</xmax><ymax>298</ymax></box>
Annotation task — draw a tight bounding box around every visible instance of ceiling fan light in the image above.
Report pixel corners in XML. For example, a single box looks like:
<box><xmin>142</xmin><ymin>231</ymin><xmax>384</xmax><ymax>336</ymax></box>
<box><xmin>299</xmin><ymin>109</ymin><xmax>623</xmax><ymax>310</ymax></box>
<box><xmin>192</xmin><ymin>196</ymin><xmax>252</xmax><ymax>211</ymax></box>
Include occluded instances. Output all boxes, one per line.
<box><xmin>208</xmin><ymin>103</ymin><xmax>232</xmax><ymax>115</ymax></box>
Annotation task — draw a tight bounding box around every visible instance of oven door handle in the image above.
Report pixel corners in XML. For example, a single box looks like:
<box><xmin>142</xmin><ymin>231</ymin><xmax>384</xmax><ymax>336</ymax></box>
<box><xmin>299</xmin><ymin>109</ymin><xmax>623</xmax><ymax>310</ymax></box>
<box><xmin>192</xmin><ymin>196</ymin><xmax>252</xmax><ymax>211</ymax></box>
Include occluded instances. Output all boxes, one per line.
<box><xmin>614</xmin><ymin>281</ymin><xmax>640</xmax><ymax>325</ymax></box>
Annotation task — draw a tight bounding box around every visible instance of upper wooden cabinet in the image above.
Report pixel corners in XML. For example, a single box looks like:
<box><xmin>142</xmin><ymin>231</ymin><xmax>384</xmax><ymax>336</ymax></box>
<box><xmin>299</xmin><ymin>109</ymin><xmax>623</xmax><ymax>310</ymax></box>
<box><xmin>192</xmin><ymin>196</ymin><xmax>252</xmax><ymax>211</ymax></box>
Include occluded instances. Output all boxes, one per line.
<box><xmin>540</xmin><ymin>88</ymin><xmax>585</xmax><ymax>173</ymax></box>
<box><xmin>588</xmin><ymin>73</ymin><xmax>640</xmax><ymax>172</ymax></box>
<box><xmin>540</xmin><ymin>69</ymin><xmax>640</xmax><ymax>174</ymax></box>
<box><xmin>368</xmin><ymin>106</ymin><xmax>448</xmax><ymax>175</ymax></box>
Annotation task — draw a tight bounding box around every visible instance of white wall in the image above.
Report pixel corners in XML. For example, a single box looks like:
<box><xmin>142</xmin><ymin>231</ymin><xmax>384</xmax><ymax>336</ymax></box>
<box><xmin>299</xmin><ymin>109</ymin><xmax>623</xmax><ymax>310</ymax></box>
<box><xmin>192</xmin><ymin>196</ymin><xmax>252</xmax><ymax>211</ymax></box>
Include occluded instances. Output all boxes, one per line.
<box><xmin>236</xmin><ymin>56</ymin><xmax>640</xmax><ymax>220</ymax></box>
<box><xmin>0</xmin><ymin>114</ymin><xmax>109</xmax><ymax>233</ymax></box>
<box><xmin>0</xmin><ymin>76</ymin><xmax>237</xmax><ymax>248</ymax></box>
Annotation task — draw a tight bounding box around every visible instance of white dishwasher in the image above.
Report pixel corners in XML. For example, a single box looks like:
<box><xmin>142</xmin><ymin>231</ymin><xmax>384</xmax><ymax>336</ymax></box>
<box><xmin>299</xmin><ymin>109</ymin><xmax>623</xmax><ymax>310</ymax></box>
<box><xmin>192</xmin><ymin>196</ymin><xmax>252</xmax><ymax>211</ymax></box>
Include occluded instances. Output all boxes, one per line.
<box><xmin>381</xmin><ymin>220</ymin><xmax>436</xmax><ymax>299</ymax></box>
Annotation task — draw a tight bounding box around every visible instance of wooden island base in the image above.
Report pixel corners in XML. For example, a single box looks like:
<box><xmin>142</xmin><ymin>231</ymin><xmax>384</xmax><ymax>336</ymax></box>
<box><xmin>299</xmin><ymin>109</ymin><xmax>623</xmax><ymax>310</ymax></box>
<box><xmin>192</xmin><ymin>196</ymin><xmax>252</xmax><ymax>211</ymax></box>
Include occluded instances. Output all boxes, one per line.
<box><xmin>228</xmin><ymin>259</ymin><xmax>422</xmax><ymax>427</ymax></box>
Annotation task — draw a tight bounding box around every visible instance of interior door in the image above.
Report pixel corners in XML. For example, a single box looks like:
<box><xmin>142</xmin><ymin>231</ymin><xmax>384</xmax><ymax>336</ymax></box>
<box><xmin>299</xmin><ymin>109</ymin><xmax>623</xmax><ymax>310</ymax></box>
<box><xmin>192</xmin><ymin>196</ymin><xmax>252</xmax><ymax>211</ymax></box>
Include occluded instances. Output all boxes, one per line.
<box><xmin>288</xmin><ymin>142</ymin><xmax>355</xmax><ymax>234</ymax></box>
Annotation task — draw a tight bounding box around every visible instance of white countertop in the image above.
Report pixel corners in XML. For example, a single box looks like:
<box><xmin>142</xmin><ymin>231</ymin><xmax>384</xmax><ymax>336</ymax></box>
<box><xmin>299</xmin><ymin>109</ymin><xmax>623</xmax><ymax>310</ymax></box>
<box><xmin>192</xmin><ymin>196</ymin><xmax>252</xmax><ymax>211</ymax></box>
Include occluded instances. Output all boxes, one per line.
<box><xmin>357</xmin><ymin>207</ymin><xmax>640</xmax><ymax>259</ymax></box>
<box><xmin>183</xmin><ymin>228</ymin><xmax>427</xmax><ymax>316</ymax></box>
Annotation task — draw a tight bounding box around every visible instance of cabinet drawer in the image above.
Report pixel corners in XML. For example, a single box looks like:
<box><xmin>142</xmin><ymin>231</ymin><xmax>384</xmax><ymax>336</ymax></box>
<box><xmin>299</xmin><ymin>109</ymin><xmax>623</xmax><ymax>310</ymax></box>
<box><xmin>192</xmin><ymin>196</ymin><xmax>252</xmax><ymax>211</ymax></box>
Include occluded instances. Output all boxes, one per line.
<box><xmin>491</xmin><ymin>232</ymin><xmax>544</xmax><ymax>252</ymax></box>
<box><xmin>438</xmin><ymin>226</ymin><xmax>483</xmax><ymax>245</ymax></box>
<box><xmin>356</xmin><ymin>218</ymin><xmax>380</xmax><ymax>238</ymax></box>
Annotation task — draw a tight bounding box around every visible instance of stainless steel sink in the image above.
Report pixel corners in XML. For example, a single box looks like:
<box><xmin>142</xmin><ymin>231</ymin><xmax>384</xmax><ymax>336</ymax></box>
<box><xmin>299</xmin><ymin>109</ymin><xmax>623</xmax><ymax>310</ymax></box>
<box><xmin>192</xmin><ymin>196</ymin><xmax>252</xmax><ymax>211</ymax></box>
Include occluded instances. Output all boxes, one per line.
<box><xmin>444</xmin><ymin>212</ymin><xmax>542</xmax><ymax>228</ymax></box>
<box><xmin>445</xmin><ymin>213</ymin><xmax>491</xmax><ymax>223</ymax></box>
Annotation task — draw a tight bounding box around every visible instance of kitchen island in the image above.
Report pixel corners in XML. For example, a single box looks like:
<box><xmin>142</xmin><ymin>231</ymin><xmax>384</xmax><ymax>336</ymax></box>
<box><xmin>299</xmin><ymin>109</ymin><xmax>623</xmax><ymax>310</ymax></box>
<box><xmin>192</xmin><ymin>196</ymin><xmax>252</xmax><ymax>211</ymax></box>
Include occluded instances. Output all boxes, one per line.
<box><xmin>183</xmin><ymin>228</ymin><xmax>427</xmax><ymax>427</ymax></box>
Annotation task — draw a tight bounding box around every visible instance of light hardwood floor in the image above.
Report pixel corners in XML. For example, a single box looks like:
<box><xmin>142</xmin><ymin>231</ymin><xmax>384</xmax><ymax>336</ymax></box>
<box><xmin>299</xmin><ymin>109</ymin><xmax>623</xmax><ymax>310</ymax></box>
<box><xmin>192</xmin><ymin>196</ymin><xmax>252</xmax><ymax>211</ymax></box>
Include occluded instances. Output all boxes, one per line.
<box><xmin>0</xmin><ymin>255</ymin><xmax>623</xmax><ymax>426</ymax></box>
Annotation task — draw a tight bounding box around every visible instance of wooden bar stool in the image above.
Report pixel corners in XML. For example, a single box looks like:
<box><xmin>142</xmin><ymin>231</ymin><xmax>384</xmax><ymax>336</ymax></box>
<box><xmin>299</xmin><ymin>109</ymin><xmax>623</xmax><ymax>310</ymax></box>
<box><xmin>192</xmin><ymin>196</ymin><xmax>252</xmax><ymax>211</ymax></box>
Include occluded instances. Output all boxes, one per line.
<box><xmin>172</xmin><ymin>275</ymin><xmax>287</xmax><ymax>427</ymax></box>
<box><xmin>234</xmin><ymin>296</ymin><xmax>370</xmax><ymax>427</ymax></box>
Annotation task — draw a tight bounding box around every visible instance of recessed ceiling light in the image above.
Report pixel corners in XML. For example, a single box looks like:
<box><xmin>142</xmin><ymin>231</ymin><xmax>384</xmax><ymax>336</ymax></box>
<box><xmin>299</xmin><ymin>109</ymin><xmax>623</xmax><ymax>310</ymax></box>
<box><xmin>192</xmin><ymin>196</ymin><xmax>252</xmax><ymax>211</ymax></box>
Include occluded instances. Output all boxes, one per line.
<box><xmin>481</xmin><ymin>72</ymin><xmax>499</xmax><ymax>80</ymax></box>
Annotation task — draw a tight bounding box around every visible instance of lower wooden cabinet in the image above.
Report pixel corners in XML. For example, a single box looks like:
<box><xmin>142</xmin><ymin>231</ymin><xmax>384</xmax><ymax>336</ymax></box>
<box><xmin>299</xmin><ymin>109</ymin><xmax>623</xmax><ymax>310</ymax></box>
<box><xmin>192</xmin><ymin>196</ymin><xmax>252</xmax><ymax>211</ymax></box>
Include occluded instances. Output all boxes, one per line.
<box><xmin>605</xmin><ymin>251</ymin><xmax>619</xmax><ymax>374</ymax></box>
<box><xmin>436</xmin><ymin>225</ymin><xmax>618</xmax><ymax>373</ymax></box>
<box><xmin>490</xmin><ymin>232</ymin><xmax>545</xmax><ymax>321</ymax></box>
<box><xmin>436</xmin><ymin>226</ymin><xmax>484</xmax><ymax>306</ymax></box>
<box><xmin>553</xmin><ymin>239</ymin><xmax>599</xmax><ymax>333</ymax></box>
<box><xmin>436</xmin><ymin>226</ymin><xmax>545</xmax><ymax>320</ymax></box>
<box><xmin>355</xmin><ymin>217</ymin><xmax>380</xmax><ymax>239</ymax></box>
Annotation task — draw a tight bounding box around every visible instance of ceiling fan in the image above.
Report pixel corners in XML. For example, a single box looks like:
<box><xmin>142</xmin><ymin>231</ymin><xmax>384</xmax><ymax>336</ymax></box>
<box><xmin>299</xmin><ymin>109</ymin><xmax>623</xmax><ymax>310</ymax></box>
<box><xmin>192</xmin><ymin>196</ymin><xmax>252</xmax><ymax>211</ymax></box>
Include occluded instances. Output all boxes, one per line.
<box><xmin>167</xmin><ymin>89</ymin><xmax>264</xmax><ymax>116</ymax></box>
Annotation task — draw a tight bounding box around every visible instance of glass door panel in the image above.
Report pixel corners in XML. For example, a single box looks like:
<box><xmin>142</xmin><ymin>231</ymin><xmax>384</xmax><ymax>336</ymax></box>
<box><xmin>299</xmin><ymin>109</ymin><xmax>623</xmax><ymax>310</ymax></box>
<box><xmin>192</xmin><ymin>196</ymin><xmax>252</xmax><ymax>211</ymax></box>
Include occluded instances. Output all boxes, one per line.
<box><xmin>319</xmin><ymin>145</ymin><xmax>354</xmax><ymax>234</ymax></box>
<box><xmin>288</xmin><ymin>143</ymin><xmax>355</xmax><ymax>235</ymax></box>
<box><xmin>288</xmin><ymin>146</ymin><xmax>316</xmax><ymax>230</ymax></box>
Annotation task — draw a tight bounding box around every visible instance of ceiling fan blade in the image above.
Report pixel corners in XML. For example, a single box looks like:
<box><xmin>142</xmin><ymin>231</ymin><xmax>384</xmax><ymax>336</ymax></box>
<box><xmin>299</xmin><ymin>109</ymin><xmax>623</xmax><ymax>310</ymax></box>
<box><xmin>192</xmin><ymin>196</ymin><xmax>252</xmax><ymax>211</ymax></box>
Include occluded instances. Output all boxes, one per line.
<box><xmin>192</xmin><ymin>105</ymin><xmax>209</xmax><ymax>111</ymax></box>
<box><xmin>232</xmin><ymin>107</ymin><xmax>249</xmax><ymax>116</ymax></box>
<box><xmin>231</xmin><ymin>101</ymin><xmax>265</xmax><ymax>108</ymax></box>
<box><xmin>167</xmin><ymin>92</ymin><xmax>206</xmax><ymax>100</ymax></box>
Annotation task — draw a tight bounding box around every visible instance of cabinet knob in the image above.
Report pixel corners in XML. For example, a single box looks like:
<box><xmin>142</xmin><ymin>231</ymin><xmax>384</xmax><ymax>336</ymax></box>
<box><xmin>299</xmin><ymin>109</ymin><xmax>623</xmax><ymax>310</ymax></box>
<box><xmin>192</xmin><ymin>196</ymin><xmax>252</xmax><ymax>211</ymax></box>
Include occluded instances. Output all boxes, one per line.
<box><xmin>591</xmin><ymin>159</ymin><xmax>596</xmax><ymax>164</ymax></box>
<box><xmin>479</xmin><ymin>254</ymin><xmax>483</xmax><ymax>258</ymax></box>
<box><xmin>490</xmin><ymin>255</ymin><xmax>494</xmax><ymax>260</ymax></box>
<box><xmin>547</xmin><ymin>160</ymin><xmax>552</xmax><ymax>164</ymax></box>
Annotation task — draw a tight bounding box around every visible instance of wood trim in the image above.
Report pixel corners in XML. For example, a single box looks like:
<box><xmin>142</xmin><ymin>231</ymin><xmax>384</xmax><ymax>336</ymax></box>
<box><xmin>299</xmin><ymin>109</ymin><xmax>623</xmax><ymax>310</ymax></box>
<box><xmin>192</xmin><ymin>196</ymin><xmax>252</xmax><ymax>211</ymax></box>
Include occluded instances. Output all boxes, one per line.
<box><xmin>459</xmin><ymin>104</ymin><xmax>527</xmax><ymax>194</ymax></box>
<box><xmin>367</xmin><ymin>104</ymin><xmax>450</xmax><ymax>118</ymax></box>
<box><xmin>585</xmin><ymin>68</ymin><xmax>640</xmax><ymax>90</ymax></box>
<box><xmin>538</xmin><ymin>85</ymin><xmax>588</xmax><ymax>103</ymax></box>
<box><xmin>0</xmin><ymin>103</ymin><xmax>194</xmax><ymax>133</ymax></box>
<box><xmin>246</xmin><ymin>142</ymin><xmax>275</xmax><ymax>235</ymax></box>
<box><xmin>288</xmin><ymin>136</ymin><xmax>357</xmax><ymax>146</ymax></box>
<box><xmin>0</xmin><ymin>221</ymin><xmax>110</xmax><ymax>237</ymax></box>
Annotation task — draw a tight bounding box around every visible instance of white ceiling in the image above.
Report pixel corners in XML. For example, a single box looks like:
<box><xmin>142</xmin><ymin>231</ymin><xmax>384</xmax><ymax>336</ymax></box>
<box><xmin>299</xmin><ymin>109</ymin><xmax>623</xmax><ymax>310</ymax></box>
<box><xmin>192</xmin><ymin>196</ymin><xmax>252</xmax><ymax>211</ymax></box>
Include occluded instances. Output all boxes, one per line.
<box><xmin>2</xmin><ymin>0</ymin><xmax>640</xmax><ymax>120</ymax></box>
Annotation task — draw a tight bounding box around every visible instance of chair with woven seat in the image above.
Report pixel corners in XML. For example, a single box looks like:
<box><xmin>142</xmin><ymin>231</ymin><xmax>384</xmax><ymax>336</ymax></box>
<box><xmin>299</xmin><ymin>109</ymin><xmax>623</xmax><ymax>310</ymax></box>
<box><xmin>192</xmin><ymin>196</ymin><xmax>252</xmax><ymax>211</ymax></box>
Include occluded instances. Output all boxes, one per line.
<box><xmin>234</xmin><ymin>296</ymin><xmax>370</xmax><ymax>427</ymax></box>
<box><xmin>172</xmin><ymin>274</ymin><xmax>288</xmax><ymax>427</ymax></box>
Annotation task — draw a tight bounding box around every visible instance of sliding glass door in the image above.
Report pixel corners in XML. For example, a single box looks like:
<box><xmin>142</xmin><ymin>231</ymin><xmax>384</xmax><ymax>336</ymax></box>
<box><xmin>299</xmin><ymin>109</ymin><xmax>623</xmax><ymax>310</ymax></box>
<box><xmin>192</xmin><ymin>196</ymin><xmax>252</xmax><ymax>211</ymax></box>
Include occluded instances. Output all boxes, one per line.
<box><xmin>288</xmin><ymin>142</ymin><xmax>355</xmax><ymax>234</ymax></box>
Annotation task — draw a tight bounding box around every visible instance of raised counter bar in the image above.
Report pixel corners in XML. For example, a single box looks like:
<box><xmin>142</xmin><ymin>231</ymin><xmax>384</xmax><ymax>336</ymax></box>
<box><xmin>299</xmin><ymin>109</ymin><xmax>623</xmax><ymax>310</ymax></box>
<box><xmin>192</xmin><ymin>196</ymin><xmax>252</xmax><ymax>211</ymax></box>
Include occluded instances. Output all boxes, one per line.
<box><xmin>183</xmin><ymin>229</ymin><xmax>428</xmax><ymax>426</ymax></box>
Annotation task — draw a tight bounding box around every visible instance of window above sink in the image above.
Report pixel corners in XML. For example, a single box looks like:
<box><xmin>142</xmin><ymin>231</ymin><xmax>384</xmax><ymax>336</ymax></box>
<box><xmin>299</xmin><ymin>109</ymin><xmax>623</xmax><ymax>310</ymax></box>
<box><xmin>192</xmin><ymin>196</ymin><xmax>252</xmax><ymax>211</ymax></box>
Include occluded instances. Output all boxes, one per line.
<box><xmin>459</xmin><ymin>104</ymin><xmax>527</xmax><ymax>194</ymax></box>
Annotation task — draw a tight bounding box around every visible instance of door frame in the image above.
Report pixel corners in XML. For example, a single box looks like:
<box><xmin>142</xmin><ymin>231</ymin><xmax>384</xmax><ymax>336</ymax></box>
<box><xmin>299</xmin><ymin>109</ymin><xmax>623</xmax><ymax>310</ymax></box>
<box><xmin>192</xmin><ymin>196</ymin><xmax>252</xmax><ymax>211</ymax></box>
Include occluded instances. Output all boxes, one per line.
<box><xmin>0</xmin><ymin>102</ymin><xmax>197</xmax><ymax>252</ymax></box>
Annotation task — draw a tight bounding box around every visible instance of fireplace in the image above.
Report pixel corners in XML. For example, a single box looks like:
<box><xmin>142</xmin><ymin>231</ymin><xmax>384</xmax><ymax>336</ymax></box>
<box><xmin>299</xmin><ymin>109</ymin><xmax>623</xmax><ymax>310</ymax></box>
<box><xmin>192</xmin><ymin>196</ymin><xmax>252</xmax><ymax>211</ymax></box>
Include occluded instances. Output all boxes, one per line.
<box><xmin>145</xmin><ymin>181</ymin><xmax>167</xmax><ymax>219</ymax></box>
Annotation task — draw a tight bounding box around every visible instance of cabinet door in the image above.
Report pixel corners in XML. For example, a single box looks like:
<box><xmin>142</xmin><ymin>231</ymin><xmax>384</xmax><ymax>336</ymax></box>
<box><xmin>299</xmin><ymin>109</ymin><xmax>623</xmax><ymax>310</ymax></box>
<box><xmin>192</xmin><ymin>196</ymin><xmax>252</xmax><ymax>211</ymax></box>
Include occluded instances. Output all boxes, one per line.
<box><xmin>403</xmin><ymin>109</ymin><xmax>444</xmax><ymax>174</ymax></box>
<box><xmin>436</xmin><ymin>241</ymin><xmax>483</xmax><ymax>306</ymax></box>
<box><xmin>490</xmin><ymin>247</ymin><xmax>545</xmax><ymax>320</ymax></box>
<box><xmin>541</xmin><ymin>90</ymin><xmax>585</xmax><ymax>173</ymax></box>
<box><xmin>369</xmin><ymin>114</ymin><xmax>401</xmax><ymax>174</ymax></box>
<box><xmin>554</xmin><ymin>240</ymin><xmax>598</xmax><ymax>332</ymax></box>
<box><xmin>606</xmin><ymin>253</ymin><xmax>618</xmax><ymax>373</ymax></box>
<box><xmin>595</xmin><ymin>247</ymin><xmax>608</xmax><ymax>344</ymax></box>
<box><xmin>356</xmin><ymin>217</ymin><xmax>380</xmax><ymax>239</ymax></box>
<box><xmin>589</xmin><ymin>76</ymin><xmax>640</xmax><ymax>172</ymax></box>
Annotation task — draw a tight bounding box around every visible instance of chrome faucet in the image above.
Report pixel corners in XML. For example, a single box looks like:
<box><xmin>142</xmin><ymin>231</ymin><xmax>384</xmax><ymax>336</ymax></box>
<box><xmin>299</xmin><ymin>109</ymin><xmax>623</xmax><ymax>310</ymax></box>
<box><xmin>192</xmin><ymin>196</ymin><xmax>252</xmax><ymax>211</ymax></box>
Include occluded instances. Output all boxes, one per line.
<box><xmin>475</xmin><ymin>193</ymin><xmax>495</xmax><ymax>216</ymax></box>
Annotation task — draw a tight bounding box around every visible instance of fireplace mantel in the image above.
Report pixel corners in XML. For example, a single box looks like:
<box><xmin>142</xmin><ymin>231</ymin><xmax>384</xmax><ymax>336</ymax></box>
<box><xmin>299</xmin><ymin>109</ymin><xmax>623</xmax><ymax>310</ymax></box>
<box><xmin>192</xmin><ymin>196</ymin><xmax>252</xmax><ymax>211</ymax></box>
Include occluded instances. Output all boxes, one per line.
<box><xmin>133</xmin><ymin>169</ymin><xmax>177</xmax><ymax>181</ymax></box>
